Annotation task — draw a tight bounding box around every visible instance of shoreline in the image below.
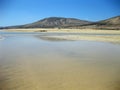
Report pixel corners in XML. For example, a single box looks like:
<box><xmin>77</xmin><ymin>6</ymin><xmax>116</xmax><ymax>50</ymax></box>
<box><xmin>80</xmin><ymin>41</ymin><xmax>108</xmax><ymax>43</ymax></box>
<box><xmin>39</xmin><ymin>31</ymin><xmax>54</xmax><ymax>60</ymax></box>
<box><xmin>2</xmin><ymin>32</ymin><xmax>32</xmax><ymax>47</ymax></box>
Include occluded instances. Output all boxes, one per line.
<box><xmin>1</xmin><ymin>29</ymin><xmax>120</xmax><ymax>44</ymax></box>
<box><xmin>2</xmin><ymin>28</ymin><xmax>120</xmax><ymax>34</ymax></box>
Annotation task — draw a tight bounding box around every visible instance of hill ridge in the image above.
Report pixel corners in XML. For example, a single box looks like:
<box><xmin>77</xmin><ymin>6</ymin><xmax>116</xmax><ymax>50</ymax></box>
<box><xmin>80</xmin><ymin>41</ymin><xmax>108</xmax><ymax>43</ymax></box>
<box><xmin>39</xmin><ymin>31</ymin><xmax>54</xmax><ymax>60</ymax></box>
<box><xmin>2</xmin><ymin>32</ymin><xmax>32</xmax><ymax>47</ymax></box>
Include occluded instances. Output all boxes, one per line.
<box><xmin>1</xmin><ymin>16</ymin><xmax>120</xmax><ymax>30</ymax></box>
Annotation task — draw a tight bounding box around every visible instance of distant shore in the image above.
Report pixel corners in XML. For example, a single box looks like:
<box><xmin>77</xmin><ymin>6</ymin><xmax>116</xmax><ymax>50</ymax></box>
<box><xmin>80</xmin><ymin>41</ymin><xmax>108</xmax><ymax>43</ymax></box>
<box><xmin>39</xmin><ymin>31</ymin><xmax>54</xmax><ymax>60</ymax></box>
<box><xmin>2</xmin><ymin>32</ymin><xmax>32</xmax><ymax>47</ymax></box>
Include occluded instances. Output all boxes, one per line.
<box><xmin>2</xmin><ymin>28</ymin><xmax>120</xmax><ymax>34</ymax></box>
<box><xmin>1</xmin><ymin>28</ymin><xmax>120</xmax><ymax>43</ymax></box>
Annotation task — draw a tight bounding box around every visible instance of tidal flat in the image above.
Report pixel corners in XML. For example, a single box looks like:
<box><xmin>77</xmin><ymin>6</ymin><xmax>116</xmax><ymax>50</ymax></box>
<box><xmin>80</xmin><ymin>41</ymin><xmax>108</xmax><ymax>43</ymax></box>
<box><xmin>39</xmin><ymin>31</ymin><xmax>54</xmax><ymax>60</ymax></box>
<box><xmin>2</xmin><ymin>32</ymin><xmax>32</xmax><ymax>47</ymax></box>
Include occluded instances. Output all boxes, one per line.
<box><xmin>0</xmin><ymin>32</ymin><xmax>120</xmax><ymax>90</ymax></box>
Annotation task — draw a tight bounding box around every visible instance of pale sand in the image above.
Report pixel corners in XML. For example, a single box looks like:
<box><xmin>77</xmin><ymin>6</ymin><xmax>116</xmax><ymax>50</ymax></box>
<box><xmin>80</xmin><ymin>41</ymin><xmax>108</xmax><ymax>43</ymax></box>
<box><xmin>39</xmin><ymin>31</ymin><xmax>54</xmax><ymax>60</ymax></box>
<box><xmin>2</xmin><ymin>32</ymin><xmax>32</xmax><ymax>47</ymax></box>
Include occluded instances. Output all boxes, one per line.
<box><xmin>3</xmin><ymin>28</ymin><xmax>120</xmax><ymax>34</ymax></box>
<box><xmin>40</xmin><ymin>35</ymin><xmax>120</xmax><ymax>43</ymax></box>
<box><xmin>1</xmin><ymin>57</ymin><xmax>120</xmax><ymax>90</ymax></box>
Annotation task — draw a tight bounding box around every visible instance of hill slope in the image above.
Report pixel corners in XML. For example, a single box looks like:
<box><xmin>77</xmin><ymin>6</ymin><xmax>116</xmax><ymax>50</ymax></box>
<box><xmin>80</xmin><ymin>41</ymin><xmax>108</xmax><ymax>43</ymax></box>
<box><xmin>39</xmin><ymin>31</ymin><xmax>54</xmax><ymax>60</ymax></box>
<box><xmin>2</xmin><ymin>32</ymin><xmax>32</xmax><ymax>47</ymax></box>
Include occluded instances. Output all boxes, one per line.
<box><xmin>76</xmin><ymin>16</ymin><xmax>120</xmax><ymax>30</ymax></box>
<box><xmin>98</xmin><ymin>16</ymin><xmax>120</xmax><ymax>25</ymax></box>
<box><xmin>2</xmin><ymin>16</ymin><xmax>120</xmax><ymax>30</ymax></box>
<box><xmin>5</xmin><ymin>17</ymin><xmax>92</xmax><ymax>28</ymax></box>
<box><xmin>94</xmin><ymin>16</ymin><xmax>120</xmax><ymax>30</ymax></box>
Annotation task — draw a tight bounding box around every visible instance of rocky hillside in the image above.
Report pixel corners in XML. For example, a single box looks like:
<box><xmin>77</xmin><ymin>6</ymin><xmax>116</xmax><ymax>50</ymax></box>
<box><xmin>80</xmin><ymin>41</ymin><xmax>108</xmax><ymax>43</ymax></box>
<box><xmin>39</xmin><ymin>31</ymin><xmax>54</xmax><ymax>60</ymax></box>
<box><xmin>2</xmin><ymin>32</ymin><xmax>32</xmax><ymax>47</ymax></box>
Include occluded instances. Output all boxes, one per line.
<box><xmin>4</xmin><ymin>17</ymin><xmax>92</xmax><ymax>28</ymax></box>
<box><xmin>75</xmin><ymin>16</ymin><xmax>120</xmax><ymax>30</ymax></box>
<box><xmin>98</xmin><ymin>16</ymin><xmax>120</xmax><ymax>25</ymax></box>
<box><xmin>2</xmin><ymin>16</ymin><xmax>120</xmax><ymax>30</ymax></box>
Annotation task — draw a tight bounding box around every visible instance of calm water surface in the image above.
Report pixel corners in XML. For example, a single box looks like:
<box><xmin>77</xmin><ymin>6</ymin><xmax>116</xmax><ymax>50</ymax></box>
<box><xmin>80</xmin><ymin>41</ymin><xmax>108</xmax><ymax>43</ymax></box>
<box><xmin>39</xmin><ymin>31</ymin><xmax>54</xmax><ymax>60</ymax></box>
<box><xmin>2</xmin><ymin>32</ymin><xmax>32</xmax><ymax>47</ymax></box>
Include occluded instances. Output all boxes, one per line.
<box><xmin>0</xmin><ymin>33</ymin><xmax>120</xmax><ymax>90</ymax></box>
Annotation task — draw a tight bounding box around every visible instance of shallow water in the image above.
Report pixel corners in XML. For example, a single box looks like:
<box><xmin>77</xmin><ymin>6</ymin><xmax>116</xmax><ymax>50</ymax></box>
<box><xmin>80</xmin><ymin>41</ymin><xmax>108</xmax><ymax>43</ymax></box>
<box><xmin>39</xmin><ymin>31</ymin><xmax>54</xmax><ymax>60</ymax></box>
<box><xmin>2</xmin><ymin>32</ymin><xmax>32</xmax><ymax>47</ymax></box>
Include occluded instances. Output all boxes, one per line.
<box><xmin>0</xmin><ymin>34</ymin><xmax>120</xmax><ymax>90</ymax></box>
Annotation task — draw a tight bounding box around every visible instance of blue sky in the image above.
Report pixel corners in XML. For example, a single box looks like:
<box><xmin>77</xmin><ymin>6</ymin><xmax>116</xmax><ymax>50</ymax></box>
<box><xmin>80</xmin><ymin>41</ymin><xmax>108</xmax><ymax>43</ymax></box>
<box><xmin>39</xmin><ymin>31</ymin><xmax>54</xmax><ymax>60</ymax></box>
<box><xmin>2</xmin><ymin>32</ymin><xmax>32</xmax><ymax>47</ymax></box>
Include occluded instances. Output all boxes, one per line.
<box><xmin>0</xmin><ymin>0</ymin><xmax>120</xmax><ymax>26</ymax></box>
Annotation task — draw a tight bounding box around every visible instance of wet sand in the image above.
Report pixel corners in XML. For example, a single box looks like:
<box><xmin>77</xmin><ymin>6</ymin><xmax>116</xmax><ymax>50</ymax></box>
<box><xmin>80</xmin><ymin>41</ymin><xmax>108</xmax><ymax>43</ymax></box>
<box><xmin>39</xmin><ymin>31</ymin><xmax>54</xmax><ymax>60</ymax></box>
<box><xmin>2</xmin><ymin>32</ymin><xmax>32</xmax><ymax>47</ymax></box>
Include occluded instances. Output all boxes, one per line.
<box><xmin>0</xmin><ymin>34</ymin><xmax>120</xmax><ymax>90</ymax></box>
<box><xmin>0</xmin><ymin>36</ymin><xmax>4</xmax><ymax>40</ymax></box>
<box><xmin>38</xmin><ymin>35</ymin><xmax>120</xmax><ymax>44</ymax></box>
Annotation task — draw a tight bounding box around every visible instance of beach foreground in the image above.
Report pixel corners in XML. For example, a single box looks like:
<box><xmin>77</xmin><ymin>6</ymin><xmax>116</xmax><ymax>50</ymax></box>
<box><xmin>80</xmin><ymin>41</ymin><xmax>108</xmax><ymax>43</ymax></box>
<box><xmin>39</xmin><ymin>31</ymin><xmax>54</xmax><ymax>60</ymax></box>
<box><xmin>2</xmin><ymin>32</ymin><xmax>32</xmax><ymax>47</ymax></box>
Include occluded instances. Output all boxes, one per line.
<box><xmin>0</xmin><ymin>29</ymin><xmax>120</xmax><ymax>90</ymax></box>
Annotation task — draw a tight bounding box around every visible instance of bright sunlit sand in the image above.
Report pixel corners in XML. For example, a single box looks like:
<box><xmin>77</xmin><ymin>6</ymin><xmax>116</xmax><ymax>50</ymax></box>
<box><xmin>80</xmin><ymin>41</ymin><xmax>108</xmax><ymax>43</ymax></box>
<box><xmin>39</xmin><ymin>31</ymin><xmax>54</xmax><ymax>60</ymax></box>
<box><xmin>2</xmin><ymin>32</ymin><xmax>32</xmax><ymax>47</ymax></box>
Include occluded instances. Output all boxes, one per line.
<box><xmin>4</xmin><ymin>28</ymin><xmax>120</xmax><ymax>34</ymax></box>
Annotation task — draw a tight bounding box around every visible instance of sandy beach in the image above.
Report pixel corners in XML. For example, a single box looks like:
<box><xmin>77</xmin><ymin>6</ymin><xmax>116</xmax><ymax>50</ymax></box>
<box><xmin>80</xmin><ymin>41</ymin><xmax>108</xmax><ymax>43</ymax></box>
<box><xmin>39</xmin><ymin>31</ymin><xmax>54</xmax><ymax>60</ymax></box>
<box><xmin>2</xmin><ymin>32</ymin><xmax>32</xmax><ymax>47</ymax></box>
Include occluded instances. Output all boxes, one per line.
<box><xmin>3</xmin><ymin>28</ymin><xmax>120</xmax><ymax>34</ymax></box>
<box><xmin>0</xmin><ymin>34</ymin><xmax>120</xmax><ymax>90</ymax></box>
<box><xmin>1</xmin><ymin>0</ymin><xmax>120</xmax><ymax>89</ymax></box>
<box><xmin>0</xmin><ymin>29</ymin><xmax>120</xmax><ymax>90</ymax></box>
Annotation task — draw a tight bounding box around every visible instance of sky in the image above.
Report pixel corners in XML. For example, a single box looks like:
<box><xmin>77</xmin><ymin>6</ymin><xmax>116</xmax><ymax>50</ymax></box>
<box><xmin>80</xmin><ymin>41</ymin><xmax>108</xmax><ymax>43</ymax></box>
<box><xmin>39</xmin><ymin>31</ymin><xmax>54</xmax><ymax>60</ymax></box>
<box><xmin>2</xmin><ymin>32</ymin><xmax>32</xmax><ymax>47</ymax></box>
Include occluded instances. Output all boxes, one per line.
<box><xmin>0</xmin><ymin>0</ymin><xmax>120</xmax><ymax>26</ymax></box>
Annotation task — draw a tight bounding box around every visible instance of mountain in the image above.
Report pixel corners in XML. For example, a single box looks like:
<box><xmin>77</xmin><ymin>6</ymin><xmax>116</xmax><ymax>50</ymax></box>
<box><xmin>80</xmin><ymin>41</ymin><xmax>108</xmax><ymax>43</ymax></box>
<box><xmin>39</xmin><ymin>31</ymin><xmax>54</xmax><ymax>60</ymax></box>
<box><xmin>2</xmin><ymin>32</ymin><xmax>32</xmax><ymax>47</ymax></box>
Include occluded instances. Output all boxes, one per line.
<box><xmin>74</xmin><ymin>16</ymin><xmax>120</xmax><ymax>30</ymax></box>
<box><xmin>2</xmin><ymin>16</ymin><xmax>120</xmax><ymax>30</ymax></box>
<box><xmin>91</xmin><ymin>16</ymin><xmax>120</xmax><ymax>30</ymax></box>
<box><xmin>4</xmin><ymin>17</ymin><xmax>92</xmax><ymax>29</ymax></box>
<box><xmin>98</xmin><ymin>16</ymin><xmax>120</xmax><ymax>25</ymax></box>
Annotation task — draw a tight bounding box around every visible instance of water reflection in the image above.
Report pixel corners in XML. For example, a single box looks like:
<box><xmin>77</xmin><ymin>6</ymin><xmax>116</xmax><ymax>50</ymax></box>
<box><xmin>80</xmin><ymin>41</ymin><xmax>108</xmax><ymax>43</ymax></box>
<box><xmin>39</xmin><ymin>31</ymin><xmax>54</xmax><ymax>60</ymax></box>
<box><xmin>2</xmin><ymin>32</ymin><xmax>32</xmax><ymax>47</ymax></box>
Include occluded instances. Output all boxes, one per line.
<box><xmin>35</xmin><ymin>35</ymin><xmax>71</xmax><ymax>42</ymax></box>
